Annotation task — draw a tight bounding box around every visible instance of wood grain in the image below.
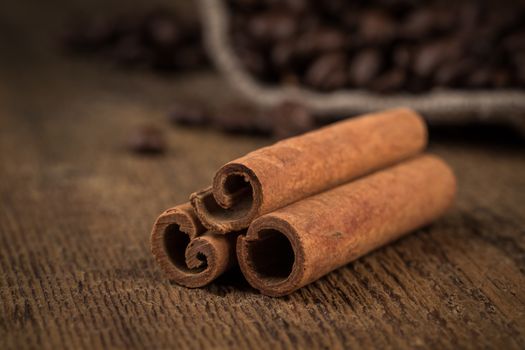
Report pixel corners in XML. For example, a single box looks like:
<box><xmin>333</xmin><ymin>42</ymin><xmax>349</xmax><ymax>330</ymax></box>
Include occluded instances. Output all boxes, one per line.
<box><xmin>1</xmin><ymin>1</ymin><xmax>525</xmax><ymax>349</ymax></box>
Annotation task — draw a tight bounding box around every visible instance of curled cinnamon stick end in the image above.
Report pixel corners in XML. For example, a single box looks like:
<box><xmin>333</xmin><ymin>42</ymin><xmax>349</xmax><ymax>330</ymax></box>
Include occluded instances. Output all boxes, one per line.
<box><xmin>190</xmin><ymin>164</ymin><xmax>262</xmax><ymax>232</ymax></box>
<box><xmin>191</xmin><ymin>108</ymin><xmax>427</xmax><ymax>233</ymax></box>
<box><xmin>150</xmin><ymin>203</ymin><xmax>239</xmax><ymax>288</ymax></box>
<box><xmin>237</xmin><ymin>155</ymin><xmax>456</xmax><ymax>296</ymax></box>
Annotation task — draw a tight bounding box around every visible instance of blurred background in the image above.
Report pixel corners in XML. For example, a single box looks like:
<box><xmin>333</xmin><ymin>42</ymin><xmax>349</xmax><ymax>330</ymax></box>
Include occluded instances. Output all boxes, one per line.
<box><xmin>4</xmin><ymin>0</ymin><xmax>523</xmax><ymax>146</ymax></box>
<box><xmin>2</xmin><ymin>1</ymin><xmax>525</xmax><ymax>349</ymax></box>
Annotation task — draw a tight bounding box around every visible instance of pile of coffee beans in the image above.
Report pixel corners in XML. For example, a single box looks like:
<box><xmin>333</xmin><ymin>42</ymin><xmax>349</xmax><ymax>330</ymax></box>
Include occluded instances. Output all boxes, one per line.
<box><xmin>63</xmin><ymin>8</ymin><xmax>207</xmax><ymax>71</ymax></box>
<box><xmin>228</xmin><ymin>0</ymin><xmax>525</xmax><ymax>93</ymax></box>
<box><xmin>168</xmin><ymin>100</ymin><xmax>317</xmax><ymax>139</ymax></box>
<box><xmin>128</xmin><ymin>125</ymin><xmax>167</xmax><ymax>154</ymax></box>
<box><xmin>127</xmin><ymin>100</ymin><xmax>318</xmax><ymax>156</ymax></box>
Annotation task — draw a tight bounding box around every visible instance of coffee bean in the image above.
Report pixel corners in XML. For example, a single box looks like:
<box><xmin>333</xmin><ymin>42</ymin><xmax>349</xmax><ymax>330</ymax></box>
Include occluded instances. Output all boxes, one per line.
<box><xmin>401</xmin><ymin>9</ymin><xmax>436</xmax><ymax>39</ymax></box>
<box><xmin>128</xmin><ymin>125</ymin><xmax>166</xmax><ymax>154</ymax></box>
<box><xmin>503</xmin><ymin>31</ymin><xmax>525</xmax><ymax>52</ymax></box>
<box><xmin>348</xmin><ymin>49</ymin><xmax>383</xmax><ymax>87</ymax></box>
<box><xmin>413</xmin><ymin>43</ymin><xmax>442</xmax><ymax>77</ymax></box>
<box><xmin>168</xmin><ymin>102</ymin><xmax>208</xmax><ymax>126</ymax></box>
<box><xmin>434</xmin><ymin>59</ymin><xmax>472</xmax><ymax>87</ymax></box>
<box><xmin>295</xmin><ymin>27</ymin><xmax>346</xmax><ymax>54</ymax></box>
<box><xmin>512</xmin><ymin>53</ymin><xmax>525</xmax><ymax>85</ymax></box>
<box><xmin>457</xmin><ymin>3</ymin><xmax>480</xmax><ymax>34</ymax></box>
<box><xmin>413</xmin><ymin>39</ymin><xmax>461</xmax><ymax>77</ymax></box>
<box><xmin>284</xmin><ymin>0</ymin><xmax>309</xmax><ymax>14</ymax></box>
<box><xmin>228</xmin><ymin>0</ymin><xmax>260</xmax><ymax>11</ymax></box>
<box><xmin>465</xmin><ymin>68</ymin><xmax>492</xmax><ymax>88</ymax></box>
<box><xmin>212</xmin><ymin>103</ymin><xmax>272</xmax><ymax>135</ymax></box>
<box><xmin>271</xmin><ymin>40</ymin><xmax>295</xmax><ymax>68</ymax></box>
<box><xmin>281</xmin><ymin>72</ymin><xmax>301</xmax><ymax>86</ymax></box>
<box><xmin>249</xmin><ymin>11</ymin><xmax>296</xmax><ymax>42</ymax></box>
<box><xmin>237</xmin><ymin>46</ymin><xmax>267</xmax><ymax>76</ymax></box>
<box><xmin>358</xmin><ymin>10</ymin><xmax>396</xmax><ymax>44</ymax></box>
<box><xmin>319</xmin><ymin>0</ymin><xmax>347</xmax><ymax>18</ymax></box>
<box><xmin>370</xmin><ymin>69</ymin><xmax>405</xmax><ymax>93</ymax></box>
<box><xmin>269</xmin><ymin>101</ymin><xmax>315</xmax><ymax>139</ymax></box>
<box><xmin>491</xmin><ymin>69</ymin><xmax>511</xmax><ymax>88</ymax></box>
<box><xmin>304</xmin><ymin>52</ymin><xmax>347</xmax><ymax>91</ymax></box>
<box><xmin>341</xmin><ymin>10</ymin><xmax>359</xmax><ymax>30</ymax></box>
<box><xmin>405</xmin><ymin>76</ymin><xmax>432</xmax><ymax>93</ymax></box>
<box><xmin>393</xmin><ymin>46</ymin><xmax>412</xmax><ymax>69</ymax></box>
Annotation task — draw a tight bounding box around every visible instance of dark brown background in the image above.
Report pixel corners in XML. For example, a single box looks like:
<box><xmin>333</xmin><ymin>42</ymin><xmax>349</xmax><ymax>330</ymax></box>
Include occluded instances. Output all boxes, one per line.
<box><xmin>1</xmin><ymin>1</ymin><xmax>524</xmax><ymax>349</ymax></box>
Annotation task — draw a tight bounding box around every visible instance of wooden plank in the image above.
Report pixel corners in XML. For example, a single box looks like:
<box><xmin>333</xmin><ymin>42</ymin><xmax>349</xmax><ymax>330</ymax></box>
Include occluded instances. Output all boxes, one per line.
<box><xmin>1</xmin><ymin>2</ymin><xmax>524</xmax><ymax>349</ymax></box>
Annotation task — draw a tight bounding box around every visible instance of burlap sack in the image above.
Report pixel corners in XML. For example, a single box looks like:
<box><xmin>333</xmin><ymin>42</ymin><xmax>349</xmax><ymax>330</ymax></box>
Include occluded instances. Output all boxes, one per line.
<box><xmin>200</xmin><ymin>0</ymin><xmax>525</xmax><ymax>131</ymax></box>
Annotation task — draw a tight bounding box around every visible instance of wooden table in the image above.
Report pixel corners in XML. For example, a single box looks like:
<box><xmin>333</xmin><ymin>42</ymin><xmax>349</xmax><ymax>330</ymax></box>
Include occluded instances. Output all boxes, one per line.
<box><xmin>1</xmin><ymin>1</ymin><xmax>524</xmax><ymax>349</ymax></box>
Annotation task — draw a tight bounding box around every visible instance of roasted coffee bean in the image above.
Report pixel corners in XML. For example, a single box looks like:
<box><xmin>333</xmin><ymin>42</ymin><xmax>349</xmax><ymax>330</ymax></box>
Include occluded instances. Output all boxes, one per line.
<box><xmin>295</xmin><ymin>27</ymin><xmax>346</xmax><ymax>54</ymax></box>
<box><xmin>358</xmin><ymin>10</ymin><xmax>396</xmax><ymax>44</ymax></box>
<box><xmin>228</xmin><ymin>0</ymin><xmax>260</xmax><ymax>10</ymax></box>
<box><xmin>212</xmin><ymin>103</ymin><xmax>272</xmax><ymax>135</ymax></box>
<box><xmin>491</xmin><ymin>69</ymin><xmax>511</xmax><ymax>88</ymax></box>
<box><xmin>413</xmin><ymin>39</ymin><xmax>461</xmax><ymax>77</ymax></box>
<box><xmin>401</xmin><ymin>8</ymin><xmax>437</xmax><ymax>39</ymax></box>
<box><xmin>413</xmin><ymin>43</ymin><xmax>443</xmax><ymax>78</ymax></box>
<box><xmin>348</xmin><ymin>49</ymin><xmax>382</xmax><ymax>87</ymax></box>
<box><xmin>434</xmin><ymin>59</ymin><xmax>472</xmax><ymax>87</ymax></box>
<box><xmin>483</xmin><ymin>6</ymin><xmax>521</xmax><ymax>34</ymax></box>
<box><xmin>168</xmin><ymin>102</ymin><xmax>209</xmax><ymax>126</ymax></box>
<box><xmin>405</xmin><ymin>76</ymin><xmax>432</xmax><ymax>94</ymax></box>
<box><xmin>341</xmin><ymin>10</ymin><xmax>359</xmax><ymax>30</ymax></box>
<box><xmin>269</xmin><ymin>101</ymin><xmax>315</xmax><ymax>139</ymax></box>
<box><xmin>319</xmin><ymin>0</ymin><xmax>347</xmax><ymax>18</ymax></box>
<box><xmin>393</xmin><ymin>46</ymin><xmax>412</xmax><ymax>69</ymax></box>
<box><xmin>304</xmin><ymin>52</ymin><xmax>347</xmax><ymax>91</ymax></box>
<box><xmin>284</xmin><ymin>0</ymin><xmax>309</xmax><ymax>14</ymax></box>
<box><xmin>457</xmin><ymin>3</ymin><xmax>479</xmax><ymax>34</ymax></box>
<box><xmin>271</xmin><ymin>40</ymin><xmax>295</xmax><ymax>68</ymax></box>
<box><xmin>465</xmin><ymin>68</ymin><xmax>492</xmax><ymax>88</ymax></box>
<box><xmin>128</xmin><ymin>125</ymin><xmax>166</xmax><ymax>154</ymax></box>
<box><xmin>513</xmin><ymin>54</ymin><xmax>525</xmax><ymax>85</ymax></box>
<box><xmin>237</xmin><ymin>47</ymin><xmax>267</xmax><ymax>76</ymax></box>
<box><xmin>281</xmin><ymin>72</ymin><xmax>301</xmax><ymax>86</ymax></box>
<box><xmin>503</xmin><ymin>31</ymin><xmax>525</xmax><ymax>52</ymax></box>
<box><xmin>370</xmin><ymin>69</ymin><xmax>405</xmax><ymax>93</ymax></box>
<box><xmin>468</xmin><ymin>28</ymin><xmax>498</xmax><ymax>57</ymax></box>
<box><xmin>249</xmin><ymin>11</ymin><xmax>297</xmax><ymax>42</ymax></box>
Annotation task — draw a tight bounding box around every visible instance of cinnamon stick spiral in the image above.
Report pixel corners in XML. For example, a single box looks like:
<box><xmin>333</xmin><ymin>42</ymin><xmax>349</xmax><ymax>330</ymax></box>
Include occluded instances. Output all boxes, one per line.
<box><xmin>150</xmin><ymin>203</ymin><xmax>239</xmax><ymax>287</ymax></box>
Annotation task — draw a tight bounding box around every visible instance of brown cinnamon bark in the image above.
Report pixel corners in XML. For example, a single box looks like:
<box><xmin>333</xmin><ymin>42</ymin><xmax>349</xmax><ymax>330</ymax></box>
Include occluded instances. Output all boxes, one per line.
<box><xmin>150</xmin><ymin>203</ymin><xmax>239</xmax><ymax>287</ymax></box>
<box><xmin>237</xmin><ymin>154</ymin><xmax>456</xmax><ymax>296</ymax></box>
<box><xmin>191</xmin><ymin>108</ymin><xmax>427</xmax><ymax>233</ymax></box>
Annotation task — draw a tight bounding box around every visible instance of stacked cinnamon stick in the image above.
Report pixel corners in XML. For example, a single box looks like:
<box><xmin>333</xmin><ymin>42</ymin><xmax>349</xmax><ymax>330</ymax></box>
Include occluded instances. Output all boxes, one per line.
<box><xmin>151</xmin><ymin>108</ymin><xmax>456</xmax><ymax>296</ymax></box>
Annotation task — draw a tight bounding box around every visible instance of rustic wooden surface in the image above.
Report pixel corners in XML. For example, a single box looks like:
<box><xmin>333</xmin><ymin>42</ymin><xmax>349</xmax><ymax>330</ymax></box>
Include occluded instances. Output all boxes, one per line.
<box><xmin>1</xmin><ymin>1</ymin><xmax>525</xmax><ymax>349</ymax></box>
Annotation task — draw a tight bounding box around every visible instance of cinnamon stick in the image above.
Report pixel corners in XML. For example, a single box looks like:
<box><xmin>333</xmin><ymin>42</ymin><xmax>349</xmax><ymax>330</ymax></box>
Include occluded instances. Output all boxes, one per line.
<box><xmin>191</xmin><ymin>108</ymin><xmax>427</xmax><ymax>233</ymax></box>
<box><xmin>150</xmin><ymin>203</ymin><xmax>239</xmax><ymax>287</ymax></box>
<box><xmin>237</xmin><ymin>155</ymin><xmax>456</xmax><ymax>296</ymax></box>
